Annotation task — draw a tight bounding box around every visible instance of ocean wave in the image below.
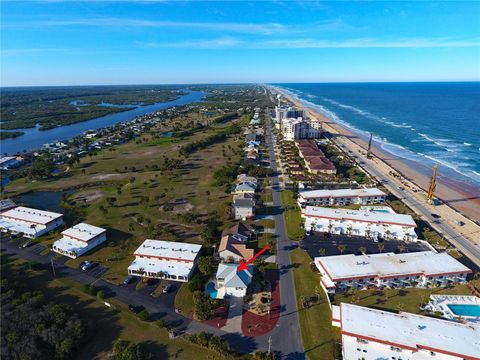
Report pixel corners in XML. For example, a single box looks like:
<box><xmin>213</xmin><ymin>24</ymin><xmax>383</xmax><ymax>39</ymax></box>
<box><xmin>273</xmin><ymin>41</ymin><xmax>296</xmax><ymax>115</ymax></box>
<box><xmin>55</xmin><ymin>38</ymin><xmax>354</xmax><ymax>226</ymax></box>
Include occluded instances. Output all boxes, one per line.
<box><xmin>464</xmin><ymin>142</ymin><xmax>472</xmax><ymax>146</ymax></box>
<box><xmin>276</xmin><ymin>85</ymin><xmax>480</xmax><ymax>187</ymax></box>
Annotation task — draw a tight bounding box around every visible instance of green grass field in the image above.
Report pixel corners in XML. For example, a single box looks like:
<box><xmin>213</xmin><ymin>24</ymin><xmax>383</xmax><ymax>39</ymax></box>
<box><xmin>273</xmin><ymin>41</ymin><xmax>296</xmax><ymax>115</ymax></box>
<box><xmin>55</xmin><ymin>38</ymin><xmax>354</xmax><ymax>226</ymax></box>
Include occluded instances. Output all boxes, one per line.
<box><xmin>290</xmin><ymin>249</ymin><xmax>340</xmax><ymax>360</ymax></box>
<box><xmin>333</xmin><ymin>281</ymin><xmax>479</xmax><ymax>315</ymax></box>
<box><xmin>281</xmin><ymin>190</ymin><xmax>304</xmax><ymax>241</ymax></box>
<box><xmin>5</xmin><ymin>114</ymin><xmax>248</xmax><ymax>284</ymax></box>
<box><xmin>5</xmin><ymin>256</ymin><xmax>224</xmax><ymax>360</ymax></box>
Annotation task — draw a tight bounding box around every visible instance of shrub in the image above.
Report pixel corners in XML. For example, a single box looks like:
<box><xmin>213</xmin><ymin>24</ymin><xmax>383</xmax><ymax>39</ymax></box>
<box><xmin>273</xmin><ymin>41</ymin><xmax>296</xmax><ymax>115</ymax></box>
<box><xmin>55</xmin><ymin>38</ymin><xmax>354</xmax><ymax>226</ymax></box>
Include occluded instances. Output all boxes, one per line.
<box><xmin>96</xmin><ymin>290</ymin><xmax>106</xmax><ymax>300</ymax></box>
<box><xmin>137</xmin><ymin>309</ymin><xmax>150</xmax><ymax>321</ymax></box>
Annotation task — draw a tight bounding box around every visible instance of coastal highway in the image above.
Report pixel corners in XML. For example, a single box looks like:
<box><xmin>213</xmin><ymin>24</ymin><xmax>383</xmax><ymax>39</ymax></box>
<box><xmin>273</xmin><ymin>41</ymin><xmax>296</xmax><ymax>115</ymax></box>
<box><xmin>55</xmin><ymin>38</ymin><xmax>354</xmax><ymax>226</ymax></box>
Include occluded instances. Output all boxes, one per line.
<box><xmin>343</xmin><ymin>142</ymin><xmax>480</xmax><ymax>268</ymax></box>
<box><xmin>263</xmin><ymin>111</ymin><xmax>305</xmax><ymax>359</ymax></box>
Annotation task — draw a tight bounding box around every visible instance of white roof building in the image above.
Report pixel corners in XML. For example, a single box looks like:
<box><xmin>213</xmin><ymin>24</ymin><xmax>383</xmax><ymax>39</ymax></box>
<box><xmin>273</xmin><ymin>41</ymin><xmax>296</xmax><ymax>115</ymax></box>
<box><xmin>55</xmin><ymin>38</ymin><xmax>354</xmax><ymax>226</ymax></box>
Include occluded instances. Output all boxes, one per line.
<box><xmin>298</xmin><ymin>188</ymin><xmax>386</xmax><ymax>206</ymax></box>
<box><xmin>52</xmin><ymin>223</ymin><xmax>107</xmax><ymax>258</ymax></box>
<box><xmin>128</xmin><ymin>240</ymin><xmax>202</xmax><ymax>282</ymax></box>
<box><xmin>338</xmin><ymin>303</ymin><xmax>480</xmax><ymax>360</ymax></box>
<box><xmin>215</xmin><ymin>263</ymin><xmax>253</xmax><ymax>298</ymax></box>
<box><xmin>303</xmin><ymin>206</ymin><xmax>417</xmax><ymax>240</ymax></box>
<box><xmin>315</xmin><ymin>251</ymin><xmax>471</xmax><ymax>292</ymax></box>
<box><xmin>0</xmin><ymin>206</ymin><xmax>64</xmax><ymax>238</ymax></box>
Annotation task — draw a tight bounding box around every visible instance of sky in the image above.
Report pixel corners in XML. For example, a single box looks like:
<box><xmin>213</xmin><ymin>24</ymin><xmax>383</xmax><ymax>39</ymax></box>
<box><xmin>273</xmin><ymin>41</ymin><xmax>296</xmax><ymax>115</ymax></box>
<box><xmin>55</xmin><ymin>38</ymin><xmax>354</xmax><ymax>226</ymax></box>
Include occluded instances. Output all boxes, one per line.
<box><xmin>1</xmin><ymin>0</ymin><xmax>480</xmax><ymax>86</ymax></box>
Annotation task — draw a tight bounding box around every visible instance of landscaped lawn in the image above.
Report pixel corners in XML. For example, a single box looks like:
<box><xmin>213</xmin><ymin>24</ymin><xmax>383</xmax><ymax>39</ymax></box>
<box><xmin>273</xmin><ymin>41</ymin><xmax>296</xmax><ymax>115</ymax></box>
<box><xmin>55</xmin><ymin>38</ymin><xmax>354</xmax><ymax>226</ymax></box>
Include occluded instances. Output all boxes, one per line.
<box><xmin>175</xmin><ymin>282</ymin><xmax>196</xmax><ymax>319</ymax></box>
<box><xmin>333</xmin><ymin>281</ymin><xmax>479</xmax><ymax>315</ymax></box>
<box><xmin>281</xmin><ymin>190</ymin><xmax>304</xmax><ymax>241</ymax></box>
<box><xmin>5</xmin><ymin>112</ymin><xmax>248</xmax><ymax>284</ymax></box>
<box><xmin>290</xmin><ymin>248</ymin><xmax>340</xmax><ymax>360</ymax></box>
<box><xmin>6</xmin><ymin>256</ymin><xmax>225</xmax><ymax>360</ymax></box>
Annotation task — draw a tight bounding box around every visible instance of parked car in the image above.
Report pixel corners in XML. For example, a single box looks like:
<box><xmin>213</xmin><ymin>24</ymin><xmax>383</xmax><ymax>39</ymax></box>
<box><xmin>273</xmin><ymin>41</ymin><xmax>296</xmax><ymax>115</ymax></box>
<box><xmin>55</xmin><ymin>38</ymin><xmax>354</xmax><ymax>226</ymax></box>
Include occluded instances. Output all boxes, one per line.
<box><xmin>81</xmin><ymin>261</ymin><xmax>96</xmax><ymax>271</ymax></box>
<box><xmin>431</xmin><ymin>213</ymin><xmax>441</xmax><ymax>219</ymax></box>
<box><xmin>163</xmin><ymin>284</ymin><xmax>173</xmax><ymax>294</ymax></box>
<box><xmin>18</xmin><ymin>239</ymin><xmax>32</xmax><ymax>248</ymax></box>
<box><xmin>123</xmin><ymin>275</ymin><xmax>134</xmax><ymax>285</ymax></box>
<box><xmin>305</xmin><ymin>230</ymin><xmax>311</xmax><ymax>236</ymax></box>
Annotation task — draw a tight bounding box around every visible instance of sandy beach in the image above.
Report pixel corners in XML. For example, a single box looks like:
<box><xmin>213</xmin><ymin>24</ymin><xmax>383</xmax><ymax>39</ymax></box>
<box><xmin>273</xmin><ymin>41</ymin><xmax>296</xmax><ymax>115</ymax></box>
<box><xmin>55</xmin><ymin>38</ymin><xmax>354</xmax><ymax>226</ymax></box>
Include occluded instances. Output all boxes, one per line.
<box><xmin>270</xmin><ymin>85</ymin><xmax>480</xmax><ymax>253</ymax></box>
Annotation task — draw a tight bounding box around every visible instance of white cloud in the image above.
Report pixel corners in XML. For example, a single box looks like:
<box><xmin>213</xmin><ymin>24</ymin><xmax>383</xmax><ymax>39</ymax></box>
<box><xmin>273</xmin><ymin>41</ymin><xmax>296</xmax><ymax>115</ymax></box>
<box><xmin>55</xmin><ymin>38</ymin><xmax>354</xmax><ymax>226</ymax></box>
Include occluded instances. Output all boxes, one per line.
<box><xmin>259</xmin><ymin>37</ymin><xmax>480</xmax><ymax>48</ymax></box>
<box><xmin>10</xmin><ymin>18</ymin><xmax>286</xmax><ymax>35</ymax></box>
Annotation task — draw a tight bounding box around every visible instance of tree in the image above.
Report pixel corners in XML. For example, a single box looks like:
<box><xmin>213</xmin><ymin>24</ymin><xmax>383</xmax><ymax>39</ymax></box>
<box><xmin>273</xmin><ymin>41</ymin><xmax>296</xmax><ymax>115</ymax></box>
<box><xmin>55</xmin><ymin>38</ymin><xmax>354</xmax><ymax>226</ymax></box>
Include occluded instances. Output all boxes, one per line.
<box><xmin>111</xmin><ymin>339</ymin><xmax>153</xmax><ymax>360</ymax></box>
<box><xmin>359</xmin><ymin>246</ymin><xmax>367</xmax><ymax>255</ymax></box>
<box><xmin>338</xmin><ymin>244</ymin><xmax>346</xmax><ymax>255</ymax></box>
<box><xmin>398</xmin><ymin>244</ymin><xmax>406</xmax><ymax>253</ymax></box>
<box><xmin>378</xmin><ymin>243</ymin><xmax>385</xmax><ymax>253</ymax></box>
<box><xmin>318</xmin><ymin>248</ymin><xmax>326</xmax><ymax>257</ymax></box>
<box><xmin>106</xmin><ymin>197</ymin><xmax>117</xmax><ymax>207</ymax></box>
<box><xmin>193</xmin><ymin>292</ymin><xmax>215</xmax><ymax>320</ymax></box>
<box><xmin>137</xmin><ymin>310</ymin><xmax>150</xmax><ymax>321</ymax></box>
<box><xmin>197</xmin><ymin>256</ymin><xmax>214</xmax><ymax>276</ymax></box>
<box><xmin>96</xmin><ymin>290</ymin><xmax>106</xmax><ymax>300</ymax></box>
<box><xmin>188</xmin><ymin>274</ymin><xmax>205</xmax><ymax>292</ymax></box>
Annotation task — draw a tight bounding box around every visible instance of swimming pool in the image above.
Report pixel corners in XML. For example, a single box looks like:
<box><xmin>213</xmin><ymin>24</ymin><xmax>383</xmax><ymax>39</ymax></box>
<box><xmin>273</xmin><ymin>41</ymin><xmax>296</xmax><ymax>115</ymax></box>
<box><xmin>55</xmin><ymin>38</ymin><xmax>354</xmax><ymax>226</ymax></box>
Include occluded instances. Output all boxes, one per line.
<box><xmin>373</xmin><ymin>209</ymin><xmax>390</xmax><ymax>213</ymax></box>
<box><xmin>447</xmin><ymin>304</ymin><xmax>480</xmax><ymax>317</ymax></box>
<box><xmin>206</xmin><ymin>282</ymin><xmax>218</xmax><ymax>299</ymax></box>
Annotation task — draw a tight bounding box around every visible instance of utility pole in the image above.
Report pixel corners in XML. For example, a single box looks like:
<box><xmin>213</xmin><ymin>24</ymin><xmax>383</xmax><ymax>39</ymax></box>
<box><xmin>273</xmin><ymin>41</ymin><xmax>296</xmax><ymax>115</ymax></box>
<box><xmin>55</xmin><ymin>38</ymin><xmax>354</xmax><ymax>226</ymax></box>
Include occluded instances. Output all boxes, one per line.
<box><xmin>50</xmin><ymin>256</ymin><xmax>56</xmax><ymax>277</ymax></box>
<box><xmin>366</xmin><ymin>132</ymin><xmax>373</xmax><ymax>159</ymax></box>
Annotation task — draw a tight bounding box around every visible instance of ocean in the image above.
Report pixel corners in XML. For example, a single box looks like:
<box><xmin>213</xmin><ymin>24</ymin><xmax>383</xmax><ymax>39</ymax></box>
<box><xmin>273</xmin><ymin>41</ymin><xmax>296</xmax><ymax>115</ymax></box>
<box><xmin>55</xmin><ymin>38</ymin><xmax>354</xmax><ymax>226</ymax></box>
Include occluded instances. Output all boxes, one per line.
<box><xmin>276</xmin><ymin>82</ymin><xmax>480</xmax><ymax>189</ymax></box>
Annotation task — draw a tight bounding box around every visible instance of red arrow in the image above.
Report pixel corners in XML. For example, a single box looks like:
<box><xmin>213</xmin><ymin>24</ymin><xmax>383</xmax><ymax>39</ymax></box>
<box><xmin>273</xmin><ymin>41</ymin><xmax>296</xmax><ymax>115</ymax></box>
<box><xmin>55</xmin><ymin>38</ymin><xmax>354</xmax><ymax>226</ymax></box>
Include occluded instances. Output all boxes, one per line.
<box><xmin>237</xmin><ymin>244</ymin><xmax>270</xmax><ymax>272</ymax></box>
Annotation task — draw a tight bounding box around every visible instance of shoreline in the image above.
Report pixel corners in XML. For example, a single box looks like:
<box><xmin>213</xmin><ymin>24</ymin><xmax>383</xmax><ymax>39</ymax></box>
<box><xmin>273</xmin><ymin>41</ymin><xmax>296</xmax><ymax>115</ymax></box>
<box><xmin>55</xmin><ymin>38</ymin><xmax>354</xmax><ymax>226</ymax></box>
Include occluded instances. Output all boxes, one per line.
<box><xmin>269</xmin><ymin>85</ymin><xmax>480</xmax><ymax>254</ymax></box>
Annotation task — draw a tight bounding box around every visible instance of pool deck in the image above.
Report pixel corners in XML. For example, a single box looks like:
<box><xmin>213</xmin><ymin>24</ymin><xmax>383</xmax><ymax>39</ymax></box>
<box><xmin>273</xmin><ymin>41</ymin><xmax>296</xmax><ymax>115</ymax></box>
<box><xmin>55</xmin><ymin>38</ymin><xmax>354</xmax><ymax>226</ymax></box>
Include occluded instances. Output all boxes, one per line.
<box><xmin>426</xmin><ymin>295</ymin><xmax>480</xmax><ymax>323</ymax></box>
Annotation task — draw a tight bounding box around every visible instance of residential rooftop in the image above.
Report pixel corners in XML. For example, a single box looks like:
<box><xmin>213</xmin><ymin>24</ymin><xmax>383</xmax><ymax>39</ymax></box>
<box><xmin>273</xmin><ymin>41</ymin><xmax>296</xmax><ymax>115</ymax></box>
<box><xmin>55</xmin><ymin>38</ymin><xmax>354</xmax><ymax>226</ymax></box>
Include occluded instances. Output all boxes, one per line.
<box><xmin>299</xmin><ymin>188</ymin><xmax>386</xmax><ymax>199</ymax></box>
<box><xmin>303</xmin><ymin>206</ymin><xmax>417</xmax><ymax>227</ymax></box>
<box><xmin>1</xmin><ymin>206</ymin><xmax>63</xmax><ymax>225</ymax></box>
<box><xmin>315</xmin><ymin>251</ymin><xmax>471</xmax><ymax>281</ymax></box>
<box><xmin>61</xmin><ymin>223</ymin><xmax>106</xmax><ymax>242</ymax></box>
<box><xmin>133</xmin><ymin>239</ymin><xmax>202</xmax><ymax>261</ymax></box>
<box><xmin>340</xmin><ymin>303</ymin><xmax>480</xmax><ymax>359</ymax></box>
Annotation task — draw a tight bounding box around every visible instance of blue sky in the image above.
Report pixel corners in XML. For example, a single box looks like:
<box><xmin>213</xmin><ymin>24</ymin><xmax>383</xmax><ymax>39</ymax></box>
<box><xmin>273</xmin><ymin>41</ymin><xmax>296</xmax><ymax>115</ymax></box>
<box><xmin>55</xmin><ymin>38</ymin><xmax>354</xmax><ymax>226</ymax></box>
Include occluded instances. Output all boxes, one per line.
<box><xmin>1</xmin><ymin>1</ymin><xmax>480</xmax><ymax>86</ymax></box>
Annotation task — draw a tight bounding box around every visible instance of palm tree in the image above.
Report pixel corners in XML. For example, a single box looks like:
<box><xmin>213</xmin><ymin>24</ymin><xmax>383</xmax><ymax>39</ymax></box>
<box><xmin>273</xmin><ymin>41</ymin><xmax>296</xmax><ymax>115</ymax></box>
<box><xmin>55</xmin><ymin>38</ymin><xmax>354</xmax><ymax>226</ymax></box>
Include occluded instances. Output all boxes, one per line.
<box><xmin>318</xmin><ymin>248</ymin><xmax>326</xmax><ymax>257</ymax></box>
<box><xmin>398</xmin><ymin>244</ymin><xmax>406</xmax><ymax>253</ymax></box>
<box><xmin>156</xmin><ymin>271</ymin><xmax>165</xmax><ymax>279</ymax></box>
<box><xmin>365</xmin><ymin>228</ymin><xmax>371</xmax><ymax>239</ymax></box>
<box><xmin>346</xmin><ymin>224</ymin><xmax>353</xmax><ymax>237</ymax></box>
<box><xmin>338</xmin><ymin>244</ymin><xmax>346</xmax><ymax>255</ymax></box>
<box><xmin>384</xmin><ymin>229</ymin><xmax>391</xmax><ymax>240</ymax></box>
<box><xmin>328</xmin><ymin>222</ymin><xmax>334</xmax><ymax>234</ymax></box>
<box><xmin>378</xmin><ymin>243</ymin><xmax>385</xmax><ymax>253</ymax></box>
<box><xmin>359</xmin><ymin>246</ymin><xmax>367</xmax><ymax>255</ymax></box>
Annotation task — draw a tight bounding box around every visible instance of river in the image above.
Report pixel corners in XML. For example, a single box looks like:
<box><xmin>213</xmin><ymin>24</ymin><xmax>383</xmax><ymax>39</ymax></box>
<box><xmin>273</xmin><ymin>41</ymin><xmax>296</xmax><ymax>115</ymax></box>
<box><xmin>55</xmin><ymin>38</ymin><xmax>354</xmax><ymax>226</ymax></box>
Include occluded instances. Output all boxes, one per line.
<box><xmin>1</xmin><ymin>90</ymin><xmax>204</xmax><ymax>155</ymax></box>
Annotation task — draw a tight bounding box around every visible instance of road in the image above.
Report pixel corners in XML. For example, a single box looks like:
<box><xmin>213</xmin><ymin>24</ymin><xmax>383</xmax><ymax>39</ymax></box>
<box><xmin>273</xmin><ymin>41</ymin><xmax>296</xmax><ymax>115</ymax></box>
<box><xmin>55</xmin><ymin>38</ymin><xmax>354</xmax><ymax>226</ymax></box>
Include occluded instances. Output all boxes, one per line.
<box><xmin>354</xmin><ymin>150</ymin><xmax>480</xmax><ymax>268</ymax></box>
<box><xmin>262</xmin><ymin>111</ymin><xmax>305</xmax><ymax>359</ymax></box>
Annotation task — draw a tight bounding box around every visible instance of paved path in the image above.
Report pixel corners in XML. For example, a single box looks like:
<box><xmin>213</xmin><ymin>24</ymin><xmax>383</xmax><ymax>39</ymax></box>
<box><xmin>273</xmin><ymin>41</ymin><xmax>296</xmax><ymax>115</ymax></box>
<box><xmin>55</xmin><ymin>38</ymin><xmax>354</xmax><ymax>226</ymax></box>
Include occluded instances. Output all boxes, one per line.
<box><xmin>223</xmin><ymin>297</ymin><xmax>244</xmax><ymax>333</ymax></box>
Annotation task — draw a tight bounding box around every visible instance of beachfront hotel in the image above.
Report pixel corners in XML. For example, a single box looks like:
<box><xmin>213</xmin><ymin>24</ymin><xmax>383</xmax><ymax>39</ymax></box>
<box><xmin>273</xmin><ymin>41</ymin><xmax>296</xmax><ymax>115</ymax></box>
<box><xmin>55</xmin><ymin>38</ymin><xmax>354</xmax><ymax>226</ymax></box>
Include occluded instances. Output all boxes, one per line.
<box><xmin>315</xmin><ymin>251</ymin><xmax>471</xmax><ymax>293</ymax></box>
<box><xmin>297</xmin><ymin>188</ymin><xmax>386</xmax><ymax>207</ymax></box>
<box><xmin>333</xmin><ymin>303</ymin><xmax>480</xmax><ymax>360</ymax></box>
<box><xmin>128</xmin><ymin>239</ymin><xmax>202</xmax><ymax>282</ymax></box>
<box><xmin>0</xmin><ymin>206</ymin><xmax>64</xmax><ymax>238</ymax></box>
<box><xmin>302</xmin><ymin>206</ymin><xmax>418</xmax><ymax>241</ymax></box>
<box><xmin>52</xmin><ymin>223</ymin><xmax>107</xmax><ymax>259</ymax></box>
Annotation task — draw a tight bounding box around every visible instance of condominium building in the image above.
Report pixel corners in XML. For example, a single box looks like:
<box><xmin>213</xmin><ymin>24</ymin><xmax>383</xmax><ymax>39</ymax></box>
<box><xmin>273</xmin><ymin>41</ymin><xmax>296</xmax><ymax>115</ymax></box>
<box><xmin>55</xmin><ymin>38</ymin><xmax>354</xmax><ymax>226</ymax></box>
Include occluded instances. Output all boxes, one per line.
<box><xmin>274</xmin><ymin>105</ymin><xmax>305</xmax><ymax>123</ymax></box>
<box><xmin>128</xmin><ymin>240</ymin><xmax>202</xmax><ymax>282</ymax></box>
<box><xmin>52</xmin><ymin>223</ymin><xmax>107</xmax><ymax>258</ymax></box>
<box><xmin>296</xmin><ymin>140</ymin><xmax>336</xmax><ymax>174</ymax></box>
<box><xmin>302</xmin><ymin>206</ymin><xmax>417</xmax><ymax>241</ymax></box>
<box><xmin>315</xmin><ymin>251</ymin><xmax>471</xmax><ymax>293</ymax></box>
<box><xmin>336</xmin><ymin>303</ymin><xmax>480</xmax><ymax>360</ymax></box>
<box><xmin>298</xmin><ymin>188</ymin><xmax>386</xmax><ymax>207</ymax></box>
<box><xmin>0</xmin><ymin>206</ymin><xmax>64</xmax><ymax>238</ymax></box>
<box><xmin>281</xmin><ymin>118</ymin><xmax>322</xmax><ymax>141</ymax></box>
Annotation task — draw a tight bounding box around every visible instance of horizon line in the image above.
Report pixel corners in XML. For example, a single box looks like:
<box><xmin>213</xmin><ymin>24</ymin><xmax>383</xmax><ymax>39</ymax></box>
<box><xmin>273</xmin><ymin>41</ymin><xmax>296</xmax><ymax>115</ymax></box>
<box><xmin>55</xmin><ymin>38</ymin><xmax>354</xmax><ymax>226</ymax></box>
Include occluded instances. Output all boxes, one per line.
<box><xmin>1</xmin><ymin>80</ymin><xmax>480</xmax><ymax>88</ymax></box>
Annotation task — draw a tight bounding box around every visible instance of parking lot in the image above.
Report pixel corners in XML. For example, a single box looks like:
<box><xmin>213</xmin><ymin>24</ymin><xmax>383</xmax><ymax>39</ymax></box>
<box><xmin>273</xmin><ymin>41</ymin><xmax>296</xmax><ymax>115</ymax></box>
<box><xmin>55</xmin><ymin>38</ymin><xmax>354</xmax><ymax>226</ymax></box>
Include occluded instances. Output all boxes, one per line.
<box><xmin>300</xmin><ymin>231</ymin><xmax>431</xmax><ymax>259</ymax></box>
